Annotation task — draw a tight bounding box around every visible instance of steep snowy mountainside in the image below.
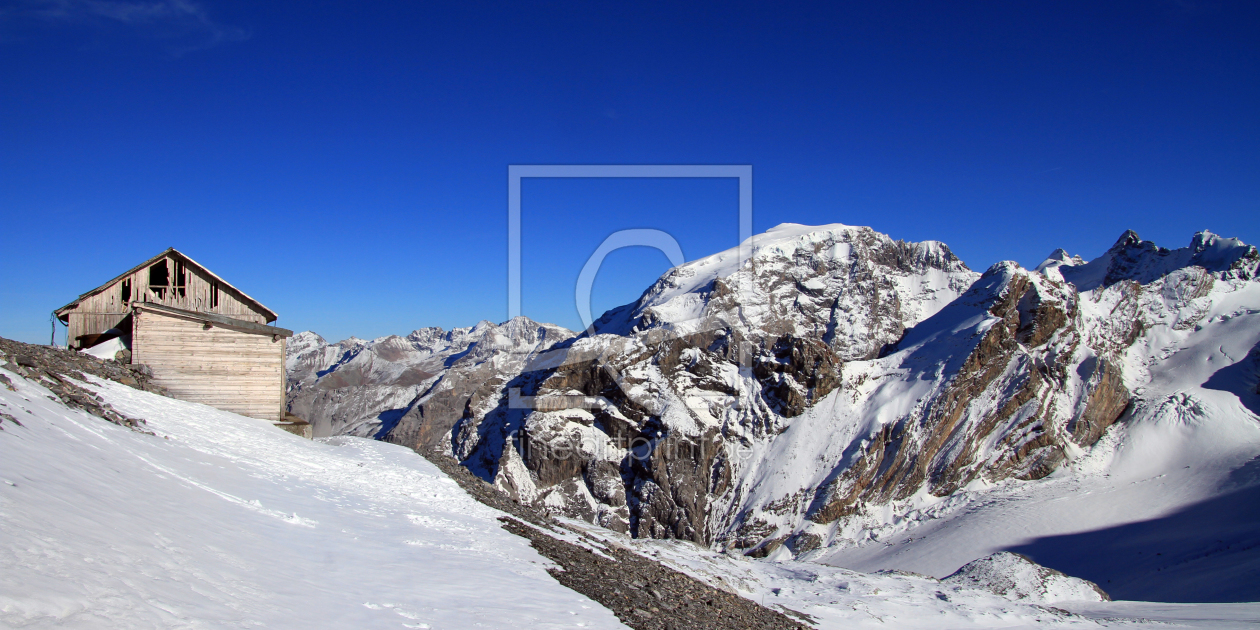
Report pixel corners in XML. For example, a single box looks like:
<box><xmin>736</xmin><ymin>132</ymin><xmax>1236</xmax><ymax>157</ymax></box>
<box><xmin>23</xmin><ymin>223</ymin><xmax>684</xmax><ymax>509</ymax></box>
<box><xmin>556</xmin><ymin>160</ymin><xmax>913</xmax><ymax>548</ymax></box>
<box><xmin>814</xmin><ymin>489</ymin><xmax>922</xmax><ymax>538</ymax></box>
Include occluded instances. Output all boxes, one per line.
<box><xmin>483</xmin><ymin>225</ymin><xmax>1259</xmax><ymax>578</ymax></box>
<box><xmin>286</xmin><ymin>317</ymin><xmax>573</xmax><ymax>438</ymax></box>
<box><xmin>0</xmin><ymin>364</ymin><xmax>625</xmax><ymax>629</ymax></box>
<box><xmin>435</xmin><ymin>223</ymin><xmax>982</xmax><ymax>545</ymax></box>
<box><xmin>592</xmin><ymin>222</ymin><xmax>978</xmax><ymax>362</ymax></box>
<box><xmin>725</xmin><ymin>259</ymin><xmax>1119</xmax><ymax>544</ymax></box>
<box><xmin>1035</xmin><ymin>248</ymin><xmax>1085</xmax><ymax>273</ymax></box>
<box><xmin>811</xmin><ymin>235</ymin><xmax>1260</xmax><ymax>602</ymax></box>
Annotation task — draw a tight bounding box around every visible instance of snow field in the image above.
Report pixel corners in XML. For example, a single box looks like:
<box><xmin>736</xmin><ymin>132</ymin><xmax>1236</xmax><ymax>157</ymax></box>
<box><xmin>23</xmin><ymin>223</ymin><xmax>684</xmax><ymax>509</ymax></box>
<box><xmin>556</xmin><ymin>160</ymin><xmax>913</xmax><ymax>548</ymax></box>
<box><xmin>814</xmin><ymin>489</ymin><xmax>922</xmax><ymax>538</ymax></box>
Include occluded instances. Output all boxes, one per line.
<box><xmin>0</xmin><ymin>367</ymin><xmax>626</xmax><ymax>630</ymax></box>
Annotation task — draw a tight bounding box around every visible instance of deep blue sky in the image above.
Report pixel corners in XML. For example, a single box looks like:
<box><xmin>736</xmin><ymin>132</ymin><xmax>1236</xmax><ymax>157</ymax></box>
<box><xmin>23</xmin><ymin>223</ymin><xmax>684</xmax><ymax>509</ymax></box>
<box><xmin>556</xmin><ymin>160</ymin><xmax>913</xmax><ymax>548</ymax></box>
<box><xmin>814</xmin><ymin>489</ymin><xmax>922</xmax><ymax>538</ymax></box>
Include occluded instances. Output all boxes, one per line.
<box><xmin>2</xmin><ymin>1</ymin><xmax>1256</xmax><ymax>343</ymax></box>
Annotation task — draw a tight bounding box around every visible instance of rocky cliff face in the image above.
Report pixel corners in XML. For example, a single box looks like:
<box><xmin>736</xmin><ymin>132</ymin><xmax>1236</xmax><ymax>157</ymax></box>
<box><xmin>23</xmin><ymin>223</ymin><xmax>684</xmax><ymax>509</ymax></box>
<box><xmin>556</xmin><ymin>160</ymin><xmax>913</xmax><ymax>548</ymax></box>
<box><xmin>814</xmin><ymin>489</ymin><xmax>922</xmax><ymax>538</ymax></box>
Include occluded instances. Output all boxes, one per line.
<box><xmin>286</xmin><ymin>224</ymin><xmax>1260</xmax><ymax>558</ymax></box>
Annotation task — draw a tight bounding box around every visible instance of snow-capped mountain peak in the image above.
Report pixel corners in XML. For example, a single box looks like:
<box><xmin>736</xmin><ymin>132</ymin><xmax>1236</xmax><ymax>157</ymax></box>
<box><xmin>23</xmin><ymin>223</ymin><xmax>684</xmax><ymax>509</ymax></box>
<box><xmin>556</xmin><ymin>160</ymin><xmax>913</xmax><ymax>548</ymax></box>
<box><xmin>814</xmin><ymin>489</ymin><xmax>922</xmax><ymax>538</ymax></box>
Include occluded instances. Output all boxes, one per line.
<box><xmin>1061</xmin><ymin>229</ymin><xmax>1259</xmax><ymax>291</ymax></box>
<box><xmin>1034</xmin><ymin>248</ymin><xmax>1086</xmax><ymax>273</ymax></box>
<box><xmin>591</xmin><ymin>222</ymin><xmax>979</xmax><ymax>362</ymax></box>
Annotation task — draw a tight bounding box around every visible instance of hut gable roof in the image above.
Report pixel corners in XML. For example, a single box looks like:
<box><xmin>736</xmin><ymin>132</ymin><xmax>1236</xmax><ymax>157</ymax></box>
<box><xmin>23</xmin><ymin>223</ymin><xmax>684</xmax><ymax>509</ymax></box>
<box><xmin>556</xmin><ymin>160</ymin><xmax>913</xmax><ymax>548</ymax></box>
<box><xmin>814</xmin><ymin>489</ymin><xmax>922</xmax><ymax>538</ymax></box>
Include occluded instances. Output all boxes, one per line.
<box><xmin>54</xmin><ymin>248</ymin><xmax>278</xmax><ymax>322</ymax></box>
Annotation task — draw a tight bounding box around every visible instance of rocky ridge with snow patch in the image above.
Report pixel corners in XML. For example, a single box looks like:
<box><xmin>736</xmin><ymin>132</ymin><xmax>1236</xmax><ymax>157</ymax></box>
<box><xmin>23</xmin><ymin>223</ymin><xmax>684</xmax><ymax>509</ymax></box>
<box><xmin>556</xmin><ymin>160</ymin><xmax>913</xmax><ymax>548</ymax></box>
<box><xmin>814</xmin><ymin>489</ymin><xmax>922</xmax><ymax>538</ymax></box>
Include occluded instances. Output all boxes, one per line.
<box><xmin>942</xmin><ymin>551</ymin><xmax>1110</xmax><ymax>604</ymax></box>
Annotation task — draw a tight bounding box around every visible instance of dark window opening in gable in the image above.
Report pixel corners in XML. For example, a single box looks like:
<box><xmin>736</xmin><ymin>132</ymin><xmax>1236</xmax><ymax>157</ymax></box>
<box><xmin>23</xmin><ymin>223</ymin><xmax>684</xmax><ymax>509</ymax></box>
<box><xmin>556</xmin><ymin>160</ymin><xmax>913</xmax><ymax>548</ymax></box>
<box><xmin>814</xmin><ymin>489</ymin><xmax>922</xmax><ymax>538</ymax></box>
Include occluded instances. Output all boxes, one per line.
<box><xmin>174</xmin><ymin>259</ymin><xmax>187</xmax><ymax>298</ymax></box>
<box><xmin>149</xmin><ymin>260</ymin><xmax>169</xmax><ymax>299</ymax></box>
<box><xmin>121</xmin><ymin>279</ymin><xmax>131</xmax><ymax>303</ymax></box>
<box><xmin>211</xmin><ymin>282</ymin><xmax>220</xmax><ymax>308</ymax></box>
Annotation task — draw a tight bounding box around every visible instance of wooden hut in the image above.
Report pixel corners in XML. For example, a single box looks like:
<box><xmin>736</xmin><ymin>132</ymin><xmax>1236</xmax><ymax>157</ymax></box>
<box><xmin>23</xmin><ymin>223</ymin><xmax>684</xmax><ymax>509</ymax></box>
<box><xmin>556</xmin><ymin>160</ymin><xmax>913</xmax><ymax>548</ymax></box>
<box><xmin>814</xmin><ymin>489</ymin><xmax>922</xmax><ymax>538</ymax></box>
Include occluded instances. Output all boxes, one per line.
<box><xmin>54</xmin><ymin>248</ymin><xmax>294</xmax><ymax>423</ymax></box>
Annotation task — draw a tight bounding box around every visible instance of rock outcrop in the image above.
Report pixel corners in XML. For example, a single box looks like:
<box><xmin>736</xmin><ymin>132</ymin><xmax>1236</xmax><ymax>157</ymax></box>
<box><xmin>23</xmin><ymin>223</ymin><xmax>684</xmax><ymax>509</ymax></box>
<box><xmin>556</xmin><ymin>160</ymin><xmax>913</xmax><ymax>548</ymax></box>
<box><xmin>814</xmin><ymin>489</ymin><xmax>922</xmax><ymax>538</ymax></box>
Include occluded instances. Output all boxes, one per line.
<box><xmin>943</xmin><ymin>552</ymin><xmax>1110</xmax><ymax>603</ymax></box>
<box><xmin>0</xmin><ymin>336</ymin><xmax>166</xmax><ymax>430</ymax></box>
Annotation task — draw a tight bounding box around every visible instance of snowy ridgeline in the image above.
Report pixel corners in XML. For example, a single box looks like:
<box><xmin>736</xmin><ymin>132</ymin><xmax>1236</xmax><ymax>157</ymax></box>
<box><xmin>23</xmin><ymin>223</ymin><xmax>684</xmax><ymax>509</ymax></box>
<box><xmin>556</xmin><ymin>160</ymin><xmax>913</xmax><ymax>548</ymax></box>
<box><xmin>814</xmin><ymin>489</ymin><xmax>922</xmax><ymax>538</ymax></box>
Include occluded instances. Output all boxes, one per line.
<box><xmin>4</xmin><ymin>364</ymin><xmax>1260</xmax><ymax>629</ymax></box>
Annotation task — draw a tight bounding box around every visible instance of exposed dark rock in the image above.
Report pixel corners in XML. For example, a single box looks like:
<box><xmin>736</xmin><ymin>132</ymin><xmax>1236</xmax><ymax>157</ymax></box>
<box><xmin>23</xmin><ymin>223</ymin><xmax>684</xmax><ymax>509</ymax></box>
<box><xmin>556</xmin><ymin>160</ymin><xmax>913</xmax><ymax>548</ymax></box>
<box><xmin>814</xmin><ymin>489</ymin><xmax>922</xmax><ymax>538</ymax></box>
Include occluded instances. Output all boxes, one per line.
<box><xmin>752</xmin><ymin>336</ymin><xmax>841</xmax><ymax>418</ymax></box>
<box><xmin>785</xmin><ymin>532</ymin><xmax>821</xmax><ymax>555</ymax></box>
<box><xmin>501</xmin><ymin>516</ymin><xmax>809</xmax><ymax>630</ymax></box>
<box><xmin>631</xmin><ymin>429</ymin><xmax>721</xmax><ymax>543</ymax></box>
<box><xmin>1068</xmin><ymin>358</ymin><xmax>1131</xmax><ymax>445</ymax></box>
<box><xmin>743</xmin><ymin>535</ymin><xmax>788</xmax><ymax>559</ymax></box>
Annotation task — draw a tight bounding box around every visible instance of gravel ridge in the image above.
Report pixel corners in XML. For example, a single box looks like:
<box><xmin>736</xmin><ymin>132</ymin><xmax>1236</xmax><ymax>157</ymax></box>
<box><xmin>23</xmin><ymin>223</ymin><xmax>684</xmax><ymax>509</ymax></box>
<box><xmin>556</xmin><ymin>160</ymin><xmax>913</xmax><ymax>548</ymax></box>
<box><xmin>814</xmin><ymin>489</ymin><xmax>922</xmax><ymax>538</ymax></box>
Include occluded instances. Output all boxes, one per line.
<box><xmin>420</xmin><ymin>446</ymin><xmax>811</xmax><ymax>630</ymax></box>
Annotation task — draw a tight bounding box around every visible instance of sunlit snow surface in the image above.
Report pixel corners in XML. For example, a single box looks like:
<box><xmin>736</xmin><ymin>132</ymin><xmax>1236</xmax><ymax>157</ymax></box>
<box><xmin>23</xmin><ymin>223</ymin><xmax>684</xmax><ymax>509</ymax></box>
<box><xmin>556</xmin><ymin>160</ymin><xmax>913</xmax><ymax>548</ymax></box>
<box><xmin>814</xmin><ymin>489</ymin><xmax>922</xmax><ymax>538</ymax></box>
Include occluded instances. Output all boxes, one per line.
<box><xmin>0</xmin><ymin>370</ymin><xmax>625</xmax><ymax>629</ymax></box>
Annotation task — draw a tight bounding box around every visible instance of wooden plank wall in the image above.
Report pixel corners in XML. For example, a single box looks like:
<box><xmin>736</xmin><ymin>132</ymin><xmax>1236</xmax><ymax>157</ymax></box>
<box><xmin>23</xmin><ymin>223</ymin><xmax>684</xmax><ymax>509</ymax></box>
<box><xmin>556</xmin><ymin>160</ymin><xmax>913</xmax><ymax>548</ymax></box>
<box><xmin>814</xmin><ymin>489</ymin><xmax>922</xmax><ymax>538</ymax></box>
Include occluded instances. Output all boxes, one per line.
<box><xmin>133</xmin><ymin>310</ymin><xmax>285</xmax><ymax>422</ymax></box>
<box><xmin>66</xmin><ymin>253</ymin><xmax>272</xmax><ymax>343</ymax></box>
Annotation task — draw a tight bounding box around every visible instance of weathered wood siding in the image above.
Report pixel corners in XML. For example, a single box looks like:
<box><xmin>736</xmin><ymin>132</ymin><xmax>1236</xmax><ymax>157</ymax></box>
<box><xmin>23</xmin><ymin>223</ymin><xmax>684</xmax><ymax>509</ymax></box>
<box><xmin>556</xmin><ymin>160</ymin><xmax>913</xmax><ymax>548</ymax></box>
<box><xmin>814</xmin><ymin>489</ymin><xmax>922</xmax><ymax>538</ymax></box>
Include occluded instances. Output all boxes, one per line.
<box><xmin>132</xmin><ymin>309</ymin><xmax>286</xmax><ymax>421</ymax></box>
<box><xmin>65</xmin><ymin>252</ymin><xmax>271</xmax><ymax>344</ymax></box>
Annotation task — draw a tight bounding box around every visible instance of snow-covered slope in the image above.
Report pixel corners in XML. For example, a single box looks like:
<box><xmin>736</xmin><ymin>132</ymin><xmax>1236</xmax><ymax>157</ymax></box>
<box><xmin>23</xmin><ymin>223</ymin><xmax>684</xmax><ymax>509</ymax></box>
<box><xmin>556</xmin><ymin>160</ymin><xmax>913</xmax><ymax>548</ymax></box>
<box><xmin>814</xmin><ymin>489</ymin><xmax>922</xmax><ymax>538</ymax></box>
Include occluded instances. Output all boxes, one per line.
<box><xmin>0</xmin><ymin>364</ymin><xmax>625</xmax><ymax>629</ymax></box>
<box><xmin>442</xmin><ymin>224</ymin><xmax>982</xmax><ymax>541</ymax></box>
